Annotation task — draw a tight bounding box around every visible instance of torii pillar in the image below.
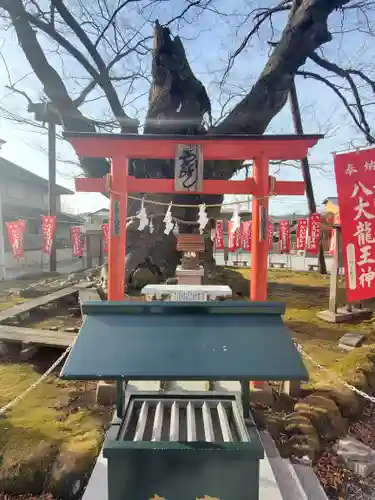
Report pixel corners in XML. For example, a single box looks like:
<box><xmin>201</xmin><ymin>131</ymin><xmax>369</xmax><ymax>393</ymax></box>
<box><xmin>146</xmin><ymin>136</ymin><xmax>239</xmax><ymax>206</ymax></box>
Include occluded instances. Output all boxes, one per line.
<box><xmin>251</xmin><ymin>153</ymin><xmax>269</xmax><ymax>300</ymax></box>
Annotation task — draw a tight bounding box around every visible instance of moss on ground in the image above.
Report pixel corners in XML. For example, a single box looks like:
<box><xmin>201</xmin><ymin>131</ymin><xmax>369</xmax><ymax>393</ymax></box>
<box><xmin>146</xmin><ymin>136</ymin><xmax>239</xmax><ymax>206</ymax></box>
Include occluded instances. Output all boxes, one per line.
<box><xmin>216</xmin><ymin>267</ymin><xmax>375</xmax><ymax>387</ymax></box>
<box><xmin>1</xmin><ymin>265</ymin><xmax>375</xmax><ymax>494</ymax></box>
<box><xmin>0</xmin><ymin>296</ymin><xmax>27</xmax><ymax>311</ymax></box>
<box><xmin>0</xmin><ymin>363</ymin><xmax>106</xmax><ymax>494</ymax></box>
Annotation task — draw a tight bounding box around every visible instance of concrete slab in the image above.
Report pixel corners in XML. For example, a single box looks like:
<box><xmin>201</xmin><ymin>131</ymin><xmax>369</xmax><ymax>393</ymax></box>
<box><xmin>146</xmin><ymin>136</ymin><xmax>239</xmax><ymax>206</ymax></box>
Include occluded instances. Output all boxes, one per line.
<box><xmin>317</xmin><ymin>307</ymin><xmax>372</xmax><ymax>324</ymax></box>
<box><xmin>334</xmin><ymin>435</ymin><xmax>375</xmax><ymax>477</ymax></box>
<box><xmin>126</xmin><ymin>380</ymin><xmax>162</xmax><ymax>392</ymax></box>
<box><xmin>338</xmin><ymin>332</ymin><xmax>366</xmax><ymax>351</ymax></box>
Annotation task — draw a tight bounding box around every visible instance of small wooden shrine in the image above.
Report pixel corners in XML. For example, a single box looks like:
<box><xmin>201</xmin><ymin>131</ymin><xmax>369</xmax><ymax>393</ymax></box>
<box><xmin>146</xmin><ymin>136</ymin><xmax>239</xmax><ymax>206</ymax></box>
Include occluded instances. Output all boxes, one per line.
<box><xmin>176</xmin><ymin>233</ymin><xmax>205</xmax><ymax>285</ymax></box>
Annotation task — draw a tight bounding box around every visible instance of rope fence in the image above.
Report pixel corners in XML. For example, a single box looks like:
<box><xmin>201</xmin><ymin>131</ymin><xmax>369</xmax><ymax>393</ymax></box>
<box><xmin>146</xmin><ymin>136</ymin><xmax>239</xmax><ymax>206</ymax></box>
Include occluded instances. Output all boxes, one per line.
<box><xmin>295</xmin><ymin>343</ymin><xmax>375</xmax><ymax>404</ymax></box>
<box><xmin>1</xmin><ymin>342</ymin><xmax>374</xmax><ymax>417</ymax></box>
<box><xmin>0</xmin><ymin>347</ymin><xmax>71</xmax><ymax>417</ymax></box>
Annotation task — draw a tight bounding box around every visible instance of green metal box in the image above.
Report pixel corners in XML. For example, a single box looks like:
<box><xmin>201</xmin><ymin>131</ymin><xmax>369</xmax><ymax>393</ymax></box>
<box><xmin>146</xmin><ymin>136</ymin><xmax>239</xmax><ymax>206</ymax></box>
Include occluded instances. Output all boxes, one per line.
<box><xmin>103</xmin><ymin>393</ymin><xmax>264</xmax><ymax>500</ymax></box>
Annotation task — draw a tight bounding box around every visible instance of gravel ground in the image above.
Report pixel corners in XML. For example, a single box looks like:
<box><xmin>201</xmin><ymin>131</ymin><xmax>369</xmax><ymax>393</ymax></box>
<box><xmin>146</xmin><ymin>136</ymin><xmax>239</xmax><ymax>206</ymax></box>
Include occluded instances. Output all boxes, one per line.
<box><xmin>314</xmin><ymin>402</ymin><xmax>375</xmax><ymax>500</ymax></box>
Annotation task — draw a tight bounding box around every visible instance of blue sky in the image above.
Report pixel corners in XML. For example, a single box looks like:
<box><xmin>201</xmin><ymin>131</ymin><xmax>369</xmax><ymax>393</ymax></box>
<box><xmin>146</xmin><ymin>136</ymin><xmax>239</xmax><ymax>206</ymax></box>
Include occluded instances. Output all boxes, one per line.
<box><xmin>0</xmin><ymin>0</ymin><xmax>374</xmax><ymax>216</ymax></box>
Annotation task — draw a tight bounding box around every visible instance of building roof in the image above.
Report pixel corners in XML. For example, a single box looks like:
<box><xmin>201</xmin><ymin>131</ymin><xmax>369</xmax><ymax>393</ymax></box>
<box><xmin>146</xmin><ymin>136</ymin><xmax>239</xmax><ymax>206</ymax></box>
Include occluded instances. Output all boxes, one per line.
<box><xmin>323</xmin><ymin>197</ymin><xmax>338</xmax><ymax>205</ymax></box>
<box><xmin>89</xmin><ymin>208</ymin><xmax>109</xmax><ymax>215</ymax></box>
<box><xmin>2</xmin><ymin>204</ymin><xmax>84</xmax><ymax>224</ymax></box>
<box><xmin>0</xmin><ymin>157</ymin><xmax>73</xmax><ymax>195</ymax></box>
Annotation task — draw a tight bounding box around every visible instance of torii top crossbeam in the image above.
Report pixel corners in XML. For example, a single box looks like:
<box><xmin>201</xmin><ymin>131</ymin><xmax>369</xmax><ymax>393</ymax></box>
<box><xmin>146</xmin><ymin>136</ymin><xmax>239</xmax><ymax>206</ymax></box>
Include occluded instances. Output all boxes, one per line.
<box><xmin>65</xmin><ymin>132</ymin><xmax>323</xmax><ymax>301</ymax></box>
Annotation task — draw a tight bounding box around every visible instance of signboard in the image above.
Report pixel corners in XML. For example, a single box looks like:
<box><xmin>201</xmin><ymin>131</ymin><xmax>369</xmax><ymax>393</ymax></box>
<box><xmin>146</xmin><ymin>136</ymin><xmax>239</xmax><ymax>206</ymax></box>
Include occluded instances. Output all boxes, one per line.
<box><xmin>112</xmin><ymin>200</ymin><xmax>120</xmax><ymax>236</ymax></box>
<box><xmin>334</xmin><ymin>148</ymin><xmax>375</xmax><ymax>301</ymax></box>
<box><xmin>296</xmin><ymin>218</ymin><xmax>307</xmax><ymax>251</ymax></box>
<box><xmin>174</xmin><ymin>144</ymin><xmax>203</xmax><ymax>192</ymax></box>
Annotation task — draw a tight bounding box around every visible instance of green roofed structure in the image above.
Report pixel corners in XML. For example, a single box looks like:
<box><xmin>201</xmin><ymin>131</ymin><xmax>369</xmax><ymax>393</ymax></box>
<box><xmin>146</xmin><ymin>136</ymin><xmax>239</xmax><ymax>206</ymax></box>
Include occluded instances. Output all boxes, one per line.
<box><xmin>61</xmin><ymin>300</ymin><xmax>308</xmax><ymax>500</ymax></box>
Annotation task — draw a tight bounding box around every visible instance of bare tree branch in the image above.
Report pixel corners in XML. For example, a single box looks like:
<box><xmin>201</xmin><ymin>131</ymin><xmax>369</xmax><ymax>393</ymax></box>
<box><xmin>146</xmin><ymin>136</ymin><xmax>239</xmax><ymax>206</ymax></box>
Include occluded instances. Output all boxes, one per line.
<box><xmin>214</xmin><ymin>0</ymin><xmax>351</xmax><ymax>138</ymax></box>
<box><xmin>221</xmin><ymin>1</ymin><xmax>292</xmax><ymax>85</ymax></box>
<box><xmin>95</xmin><ymin>0</ymin><xmax>139</xmax><ymax>48</ymax></box>
<box><xmin>51</xmin><ymin>0</ymin><xmax>135</xmax><ymax>131</ymax></box>
<box><xmin>296</xmin><ymin>68</ymin><xmax>375</xmax><ymax>143</ymax></box>
<box><xmin>5</xmin><ymin>85</ymin><xmax>34</xmax><ymax>106</ymax></box>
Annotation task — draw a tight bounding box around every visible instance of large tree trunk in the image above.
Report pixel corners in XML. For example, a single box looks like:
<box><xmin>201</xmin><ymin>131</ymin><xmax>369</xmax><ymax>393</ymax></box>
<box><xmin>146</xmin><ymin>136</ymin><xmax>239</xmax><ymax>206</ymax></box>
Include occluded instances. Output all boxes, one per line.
<box><xmin>124</xmin><ymin>21</ymin><xmax>230</xmax><ymax>280</ymax></box>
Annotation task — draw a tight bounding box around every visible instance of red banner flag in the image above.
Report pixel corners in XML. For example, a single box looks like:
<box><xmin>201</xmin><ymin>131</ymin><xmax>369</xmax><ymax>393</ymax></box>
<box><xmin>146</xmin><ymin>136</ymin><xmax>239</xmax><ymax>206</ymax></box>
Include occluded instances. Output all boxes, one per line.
<box><xmin>268</xmin><ymin>222</ymin><xmax>274</xmax><ymax>250</ymax></box>
<box><xmin>334</xmin><ymin>148</ymin><xmax>375</xmax><ymax>301</ymax></box>
<box><xmin>235</xmin><ymin>222</ymin><xmax>243</xmax><ymax>250</ymax></box>
<box><xmin>214</xmin><ymin>220</ymin><xmax>224</xmax><ymax>250</ymax></box>
<box><xmin>242</xmin><ymin>221</ymin><xmax>252</xmax><ymax>252</ymax></box>
<box><xmin>102</xmin><ymin>223</ymin><xmax>109</xmax><ymax>253</ymax></box>
<box><xmin>42</xmin><ymin>215</ymin><xmax>56</xmax><ymax>255</ymax></box>
<box><xmin>307</xmin><ymin>213</ymin><xmax>321</xmax><ymax>255</ymax></box>
<box><xmin>228</xmin><ymin>221</ymin><xmax>242</xmax><ymax>252</ymax></box>
<box><xmin>6</xmin><ymin>219</ymin><xmax>27</xmax><ymax>258</ymax></box>
<box><xmin>71</xmin><ymin>226</ymin><xmax>82</xmax><ymax>257</ymax></box>
<box><xmin>279</xmin><ymin>220</ymin><xmax>290</xmax><ymax>253</ymax></box>
<box><xmin>18</xmin><ymin>219</ymin><xmax>27</xmax><ymax>258</ymax></box>
<box><xmin>296</xmin><ymin>219</ymin><xmax>308</xmax><ymax>251</ymax></box>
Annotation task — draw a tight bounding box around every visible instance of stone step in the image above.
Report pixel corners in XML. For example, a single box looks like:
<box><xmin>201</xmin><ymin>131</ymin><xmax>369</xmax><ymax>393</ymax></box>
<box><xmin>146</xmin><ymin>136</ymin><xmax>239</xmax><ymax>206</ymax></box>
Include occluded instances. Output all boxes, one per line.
<box><xmin>259</xmin><ymin>431</ymin><xmax>309</xmax><ymax>500</ymax></box>
<box><xmin>126</xmin><ymin>380</ymin><xmax>162</xmax><ymax>392</ymax></box>
<box><xmin>173</xmin><ymin>381</ymin><xmax>210</xmax><ymax>392</ymax></box>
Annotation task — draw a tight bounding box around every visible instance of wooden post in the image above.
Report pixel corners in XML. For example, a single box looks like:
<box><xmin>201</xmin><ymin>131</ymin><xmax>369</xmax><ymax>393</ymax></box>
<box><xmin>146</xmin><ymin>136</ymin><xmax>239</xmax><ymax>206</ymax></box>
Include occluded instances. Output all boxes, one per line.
<box><xmin>108</xmin><ymin>157</ymin><xmax>128</xmax><ymax>301</ymax></box>
<box><xmin>251</xmin><ymin>154</ymin><xmax>269</xmax><ymax>301</ymax></box>
<box><xmin>289</xmin><ymin>80</ymin><xmax>327</xmax><ymax>274</ymax></box>
<box><xmin>328</xmin><ymin>228</ymin><xmax>341</xmax><ymax>314</ymax></box>
<box><xmin>48</xmin><ymin>121</ymin><xmax>57</xmax><ymax>272</ymax></box>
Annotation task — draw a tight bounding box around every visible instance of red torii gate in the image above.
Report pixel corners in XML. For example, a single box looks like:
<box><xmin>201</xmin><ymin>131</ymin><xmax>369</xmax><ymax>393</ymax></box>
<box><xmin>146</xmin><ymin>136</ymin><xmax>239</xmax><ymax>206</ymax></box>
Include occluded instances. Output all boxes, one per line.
<box><xmin>65</xmin><ymin>133</ymin><xmax>322</xmax><ymax>301</ymax></box>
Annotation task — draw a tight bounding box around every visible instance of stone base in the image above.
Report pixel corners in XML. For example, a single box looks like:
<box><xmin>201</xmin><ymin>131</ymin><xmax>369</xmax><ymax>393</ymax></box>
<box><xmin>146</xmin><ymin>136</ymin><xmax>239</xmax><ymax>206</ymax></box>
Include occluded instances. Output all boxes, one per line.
<box><xmin>338</xmin><ymin>332</ymin><xmax>366</xmax><ymax>351</ymax></box>
<box><xmin>216</xmin><ymin>381</ymin><xmax>274</xmax><ymax>406</ymax></box>
<box><xmin>176</xmin><ymin>266</ymin><xmax>204</xmax><ymax>286</ymax></box>
<box><xmin>20</xmin><ymin>344</ymin><xmax>38</xmax><ymax>361</ymax></box>
<box><xmin>282</xmin><ymin>380</ymin><xmax>302</xmax><ymax>397</ymax></box>
<box><xmin>96</xmin><ymin>381</ymin><xmax>117</xmax><ymax>406</ymax></box>
<box><xmin>316</xmin><ymin>307</ymin><xmax>372</xmax><ymax>324</ymax></box>
<box><xmin>334</xmin><ymin>435</ymin><xmax>375</xmax><ymax>477</ymax></box>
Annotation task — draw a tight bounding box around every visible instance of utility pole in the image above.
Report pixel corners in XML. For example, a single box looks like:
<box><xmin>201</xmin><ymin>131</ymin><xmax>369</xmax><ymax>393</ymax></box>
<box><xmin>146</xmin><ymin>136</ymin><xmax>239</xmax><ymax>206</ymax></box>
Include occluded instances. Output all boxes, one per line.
<box><xmin>289</xmin><ymin>80</ymin><xmax>327</xmax><ymax>274</ymax></box>
<box><xmin>29</xmin><ymin>103</ymin><xmax>60</xmax><ymax>272</ymax></box>
<box><xmin>48</xmin><ymin>121</ymin><xmax>57</xmax><ymax>271</ymax></box>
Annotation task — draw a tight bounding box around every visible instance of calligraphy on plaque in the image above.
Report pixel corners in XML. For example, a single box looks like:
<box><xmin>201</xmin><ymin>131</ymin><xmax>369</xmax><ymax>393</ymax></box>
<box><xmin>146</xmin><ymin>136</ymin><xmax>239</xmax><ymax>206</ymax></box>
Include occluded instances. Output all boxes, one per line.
<box><xmin>174</xmin><ymin>144</ymin><xmax>203</xmax><ymax>192</ymax></box>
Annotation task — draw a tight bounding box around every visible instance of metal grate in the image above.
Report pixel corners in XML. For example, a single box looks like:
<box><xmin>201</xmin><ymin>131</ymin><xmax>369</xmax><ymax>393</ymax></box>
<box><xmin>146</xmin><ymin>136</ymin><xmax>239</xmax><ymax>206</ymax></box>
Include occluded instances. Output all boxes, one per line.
<box><xmin>118</xmin><ymin>397</ymin><xmax>250</xmax><ymax>443</ymax></box>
